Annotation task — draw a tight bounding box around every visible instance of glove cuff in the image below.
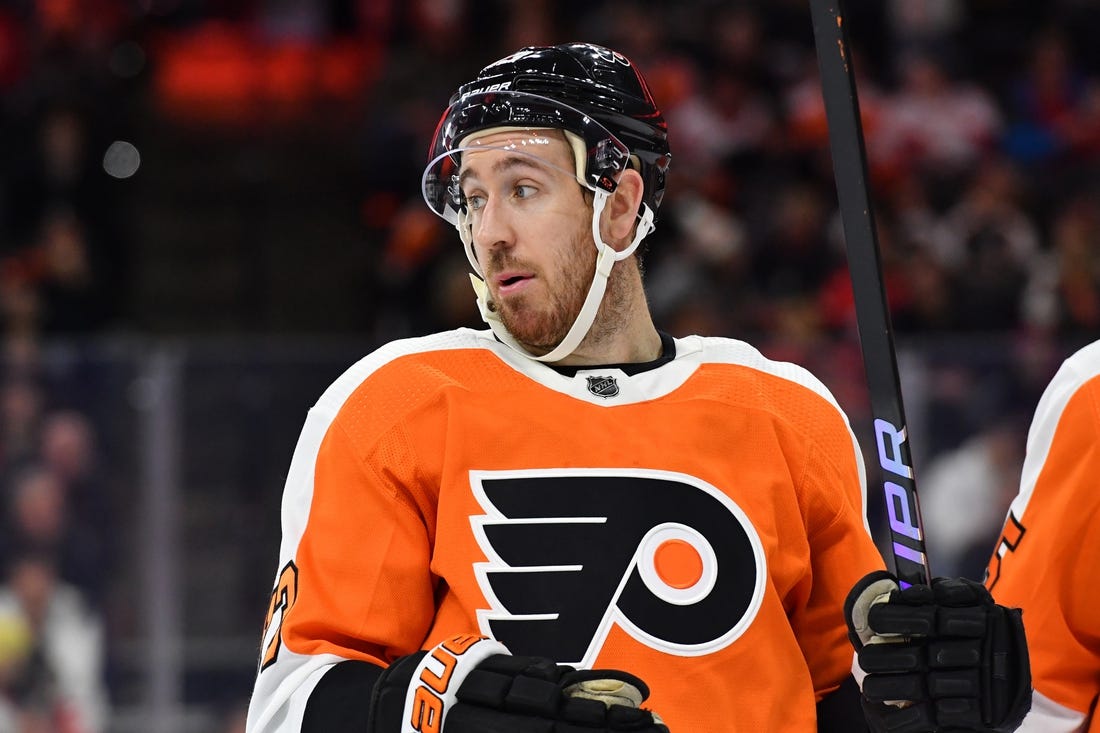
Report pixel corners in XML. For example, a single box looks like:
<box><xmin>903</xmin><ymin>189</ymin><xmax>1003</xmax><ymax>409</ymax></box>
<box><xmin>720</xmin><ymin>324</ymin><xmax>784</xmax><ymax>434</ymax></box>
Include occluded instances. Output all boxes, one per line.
<box><xmin>370</xmin><ymin>634</ymin><xmax>509</xmax><ymax>733</ymax></box>
<box><xmin>401</xmin><ymin>635</ymin><xmax>509</xmax><ymax>733</ymax></box>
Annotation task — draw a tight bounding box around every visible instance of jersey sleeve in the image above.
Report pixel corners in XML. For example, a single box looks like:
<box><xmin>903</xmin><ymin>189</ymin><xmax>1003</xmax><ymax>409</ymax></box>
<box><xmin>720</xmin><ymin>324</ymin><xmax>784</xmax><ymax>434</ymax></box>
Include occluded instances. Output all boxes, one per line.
<box><xmin>710</xmin><ymin>340</ymin><xmax>887</xmax><ymax>702</ymax></box>
<box><xmin>736</xmin><ymin>351</ymin><xmax>887</xmax><ymax>703</ymax></box>
<box><xmin>987</xmin><ymin>358</ymin><xmax>1100</xmax><ymax>731</ymax></box>
<box><xmin>789</xmin><ymin>431</ymin><xmax>886</xmax><ymax>700</ymax></box>
<box><xmin>245</xmin><ymin>369</ymin><xmax>443</xmax><ymax>732</ymax></box>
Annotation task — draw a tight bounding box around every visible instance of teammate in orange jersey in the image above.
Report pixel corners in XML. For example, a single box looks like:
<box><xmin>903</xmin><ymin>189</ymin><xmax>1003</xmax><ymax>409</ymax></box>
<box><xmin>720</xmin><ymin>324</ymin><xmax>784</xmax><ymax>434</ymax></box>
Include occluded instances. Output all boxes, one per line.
<box><xmin>986</xmin><ymin>339</ymin><xmax>1100</xmax><ymax>731</ymax></box>
<box><xmin>245</xmin><ymin>42</ymin><xmax>1030</xmax><ymax>733</ymax></box>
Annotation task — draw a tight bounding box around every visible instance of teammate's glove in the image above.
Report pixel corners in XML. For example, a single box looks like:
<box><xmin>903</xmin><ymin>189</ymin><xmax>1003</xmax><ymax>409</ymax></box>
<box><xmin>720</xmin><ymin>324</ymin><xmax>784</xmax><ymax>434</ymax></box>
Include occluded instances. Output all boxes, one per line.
<box><xmin>367</xmin><ymin>633</ymin><xmax>669</xmax><ymax>733</ymax></box>
<box><xmin>844</xmin><ymin>571</ymin><xmax>1031</xmax><ymax>733</ymax></box>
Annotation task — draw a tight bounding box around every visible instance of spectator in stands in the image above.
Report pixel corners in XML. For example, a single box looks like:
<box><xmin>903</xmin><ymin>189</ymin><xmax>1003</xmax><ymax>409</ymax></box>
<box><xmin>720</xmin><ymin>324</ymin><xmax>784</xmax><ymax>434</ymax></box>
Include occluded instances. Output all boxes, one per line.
<box><xmin>2</xmin><ymin>463</ymin><xmax>105</xmax><ymax>609</ymax></box>
<box><xmin>646</xmin><ymin>162</ymin><xmax>750</xmax><ymax>337</ymax></box>
<box><xmin>0</xmin><ymin>546</ymin><xmax>109</xmax><ymax>732</ymax></box>
<box><xmin>783</xmin><ymin>49</ymin><xmax>894</xmax><ymax>185</ymax></box>
<box><xmin>0</xmin><ymin>586</ymin><xmax>34</xmax><ymax>731</ymax></box>
<box><xmin>884</xmin><ymin>0</ymin><xmax>964</xmax><ymax>61</ymax></box>
<box><xmin>749</xmin><ymin>181</ymin><xmax>841</xmax><ymax>341</ymax></box>
<box><xmin>665</xmin><ymin>68</ymin><xmax>775</xmax><ymax>171</ymax></box>
<box><xmin>1023</xmin><ymin>191</ymin><xmax>1100</xmax><ymax>336</ymax></box>
<box><xmin>33</xmin><ymin>206</ymin><xmax>112</xmax><ymax>334</ymax></box>
<box><xmin>1006</xmin><ymin>28</ymin><xmax>1100</xmax><ymax>170</ymax></box>
<box><xmin>4</xmin><ymin>102</ymin><xmax>92</xmax><ymax>244</ymax></box>
<box><xmin>38</xmin><ymin>410</ymin><xmax>113</xmax><ymax>607</ymax></box>
<box><xmin>933</xmin><ymin>156</ymin><xmax>1040</xmax><ymax>331</ymax></box>
<box><xmin>876</xmin><ymin>50</ymin><xmax>1003</xmax><ymax>180</ymax></box>
<box><xmin>918</xmin><ymin>419</ymin><xmax>1028</xmax><ymax>579</ymax></box>
<box><xmin>0</xmin><ymin>376</ymin><xmax>42</xmax><ymax>472</ymax></box>
<box><xmin>0</xmin><ymin>271</ymin><xmax>41</xmax><ymax>341</ymax></box>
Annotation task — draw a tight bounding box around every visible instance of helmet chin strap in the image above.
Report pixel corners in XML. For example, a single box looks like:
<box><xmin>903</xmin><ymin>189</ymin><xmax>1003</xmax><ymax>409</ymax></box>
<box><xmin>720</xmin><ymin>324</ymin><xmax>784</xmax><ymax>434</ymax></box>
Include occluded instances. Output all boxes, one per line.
<box><xmin>461</xmin><ymin>192</ymin><xmax>655</xmax><ymax>363</ymax></box>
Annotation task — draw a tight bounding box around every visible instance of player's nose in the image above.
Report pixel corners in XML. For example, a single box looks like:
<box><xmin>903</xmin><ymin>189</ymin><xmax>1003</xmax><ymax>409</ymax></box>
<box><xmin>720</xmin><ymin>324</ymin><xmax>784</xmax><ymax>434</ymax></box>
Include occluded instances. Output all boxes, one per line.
<box><xmin>473</xmin><ymin>196</ymin><xmax>516</xmax><ymax>252</ymax></box>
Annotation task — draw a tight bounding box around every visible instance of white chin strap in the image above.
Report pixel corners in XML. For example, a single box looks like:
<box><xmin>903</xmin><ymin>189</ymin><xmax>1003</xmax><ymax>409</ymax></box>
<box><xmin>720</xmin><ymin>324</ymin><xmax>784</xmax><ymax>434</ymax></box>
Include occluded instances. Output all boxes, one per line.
<box><xmin>462</xmin><ymin>192</ymin><xmax>655</xmax><ymax>362</ymax></box>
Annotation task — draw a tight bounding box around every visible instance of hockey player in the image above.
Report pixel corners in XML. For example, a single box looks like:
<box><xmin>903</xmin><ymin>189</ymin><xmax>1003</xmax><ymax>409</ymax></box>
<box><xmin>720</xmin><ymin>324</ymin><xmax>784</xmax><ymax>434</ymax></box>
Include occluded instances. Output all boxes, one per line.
<box><xmin>245</xmin><ymin>42</ymin><xmax>1030</xmax><ymax>732</ymax></box>
<box><xmin>986</xmin><ymin>338</ymin><xmax>1100</xmax><ymax>731</ymax></box>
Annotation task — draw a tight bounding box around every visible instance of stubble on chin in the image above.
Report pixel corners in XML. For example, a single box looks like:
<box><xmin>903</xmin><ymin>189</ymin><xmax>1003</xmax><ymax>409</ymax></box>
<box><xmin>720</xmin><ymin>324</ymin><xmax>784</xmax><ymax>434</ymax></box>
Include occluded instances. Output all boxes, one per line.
<box><xmin>493</xmin><ymin>289</ymin><xmax>570</xmax><ymax>353</ymax></box>
<box><xmin>493</xmin><ymin>258</ymin><xmax>593</xmax><ymax>353</ymax></box>
<box><xmin>485</xmin><ymin>210</ymin><xmax>598</xmax><ymax>354</ymax></box>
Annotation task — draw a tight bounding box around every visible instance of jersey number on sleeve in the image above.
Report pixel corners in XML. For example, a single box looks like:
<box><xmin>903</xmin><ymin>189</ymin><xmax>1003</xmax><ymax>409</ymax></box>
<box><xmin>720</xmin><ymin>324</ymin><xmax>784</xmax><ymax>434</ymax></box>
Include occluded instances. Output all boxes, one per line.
<box><xmin>986</xmin><ymin>511</ymin><xmax>1025</xmax><ymax>591</ymax></box>
<box><xmin>260</xmin><ymin>561</ymin><xmax>299</xmax><ymax>670</ymax></box>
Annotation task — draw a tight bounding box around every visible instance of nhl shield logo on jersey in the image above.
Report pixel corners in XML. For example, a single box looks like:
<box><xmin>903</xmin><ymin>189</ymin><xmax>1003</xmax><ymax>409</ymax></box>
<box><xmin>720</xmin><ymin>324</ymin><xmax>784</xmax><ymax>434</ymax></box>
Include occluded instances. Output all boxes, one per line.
<box><xmin>586</xmin><ymin>375</ymin><xmax>620</xmax><ymax>398</ymax></box>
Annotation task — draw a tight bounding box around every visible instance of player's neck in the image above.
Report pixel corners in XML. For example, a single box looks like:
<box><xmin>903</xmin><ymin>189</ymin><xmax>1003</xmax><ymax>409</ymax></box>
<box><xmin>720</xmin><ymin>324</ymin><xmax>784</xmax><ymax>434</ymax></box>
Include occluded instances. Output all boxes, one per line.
<box><xmin>553</xmin><ymin>281</ymin><xmax>661</xmax><ymax>367</ymax></box>
<box><xmin>564</xmin><ymin>322</ymin><xmax>661</xmax><ymax>366</ymax></box>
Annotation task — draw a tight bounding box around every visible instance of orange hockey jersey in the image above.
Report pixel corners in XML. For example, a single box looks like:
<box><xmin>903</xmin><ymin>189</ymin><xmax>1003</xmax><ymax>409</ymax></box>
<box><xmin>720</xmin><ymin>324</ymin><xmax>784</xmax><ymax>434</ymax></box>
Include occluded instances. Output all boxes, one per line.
<box><xmin>987</xmin><ymin>339</ymin><xmax>1100</xmax><ymax>732</ymax></box>
<box><xmin>245</xmin><ymin>329</ymin><xmax>885</xmax><ymax>732</ymax></box>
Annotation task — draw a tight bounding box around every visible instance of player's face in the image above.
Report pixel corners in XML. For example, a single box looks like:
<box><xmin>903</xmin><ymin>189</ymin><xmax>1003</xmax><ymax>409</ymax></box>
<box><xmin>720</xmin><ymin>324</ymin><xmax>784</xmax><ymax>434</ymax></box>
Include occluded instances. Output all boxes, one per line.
<box><xmin>458</xmin><ymin>130</ymin><xmax>595</xmax><ymax>355</ymax></box>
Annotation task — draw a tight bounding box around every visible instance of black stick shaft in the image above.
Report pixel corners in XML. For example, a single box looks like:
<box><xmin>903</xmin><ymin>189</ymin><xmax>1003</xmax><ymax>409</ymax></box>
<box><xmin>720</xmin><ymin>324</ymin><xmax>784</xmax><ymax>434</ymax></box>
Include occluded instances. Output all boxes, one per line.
<box><xmin>808</xmin><ymin>0</ymin><xmax>932</xmax><ymax>587</ymax></box>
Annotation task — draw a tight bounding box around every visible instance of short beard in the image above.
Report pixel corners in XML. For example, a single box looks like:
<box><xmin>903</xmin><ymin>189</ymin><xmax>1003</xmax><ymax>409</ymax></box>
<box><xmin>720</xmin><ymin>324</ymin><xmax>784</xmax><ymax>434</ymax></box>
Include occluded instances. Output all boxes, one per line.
<box><xmin>487</xmin><ymin>236</ymin><xmax>632</xmax><ymax>357</ymax></box>
<box><xmin>487</xmin><ymin>234</ymin><xmax>594</xmax><ymax>354</ymax></box>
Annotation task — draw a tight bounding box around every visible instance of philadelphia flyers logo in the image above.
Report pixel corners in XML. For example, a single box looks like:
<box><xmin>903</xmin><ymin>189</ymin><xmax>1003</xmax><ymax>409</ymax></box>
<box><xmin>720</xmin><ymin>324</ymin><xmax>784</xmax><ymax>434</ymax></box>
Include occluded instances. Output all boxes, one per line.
<box><xmin>470</xmin><ymin>468</ymin><xmax>766</xmax><ymax>667</ymax></box>
<box><xmin>590</xmin><ymin>46</ymin><xmax>633</xmax><ymax>67</ymax></box>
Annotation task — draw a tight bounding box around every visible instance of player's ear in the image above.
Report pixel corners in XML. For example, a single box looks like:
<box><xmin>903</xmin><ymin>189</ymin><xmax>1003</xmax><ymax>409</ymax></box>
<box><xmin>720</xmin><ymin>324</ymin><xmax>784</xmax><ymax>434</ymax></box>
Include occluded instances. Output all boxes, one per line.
<box><xmin>602</xmin><ymin>168</ymin><xmax>645</xmax><ymax>249</ymax></box>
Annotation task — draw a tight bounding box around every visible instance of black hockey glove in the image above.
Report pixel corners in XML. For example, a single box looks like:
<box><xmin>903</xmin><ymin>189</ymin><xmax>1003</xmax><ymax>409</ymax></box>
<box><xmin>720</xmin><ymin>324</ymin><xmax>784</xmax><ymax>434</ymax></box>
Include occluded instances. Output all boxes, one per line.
<box><xmin>367</xmin><ymin>634</ymin><xmax>669</xmax><ymax>733</ymax></box>
<box><xmin>844</xmin><ymin>571</ymin><xmax>1031</xmax><ymax>733</ymax></box>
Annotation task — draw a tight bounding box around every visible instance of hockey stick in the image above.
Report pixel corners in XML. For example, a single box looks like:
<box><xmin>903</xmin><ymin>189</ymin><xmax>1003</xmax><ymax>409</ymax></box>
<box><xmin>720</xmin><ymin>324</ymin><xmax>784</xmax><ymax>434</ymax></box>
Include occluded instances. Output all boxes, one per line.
<box><xmin>808</xmin><ymin>0</ymin><xmax>932</xmax><ymax>588</ymax></box>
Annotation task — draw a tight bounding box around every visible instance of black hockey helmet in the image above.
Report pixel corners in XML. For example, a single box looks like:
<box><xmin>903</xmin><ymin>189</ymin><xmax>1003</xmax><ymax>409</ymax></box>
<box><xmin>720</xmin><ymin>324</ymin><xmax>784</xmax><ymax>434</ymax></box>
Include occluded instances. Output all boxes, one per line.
<box><xmin>422</xmin><ymin>42</ymin><xmax>672</xmax><ymax>223</ymax></box>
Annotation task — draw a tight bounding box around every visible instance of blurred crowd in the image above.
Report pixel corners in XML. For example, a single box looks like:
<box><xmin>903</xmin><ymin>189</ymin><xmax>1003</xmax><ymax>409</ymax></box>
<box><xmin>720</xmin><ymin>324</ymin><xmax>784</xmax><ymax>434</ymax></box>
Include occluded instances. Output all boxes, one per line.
<box><xmin>355</xmin><ymin>0</ymin><xmax>1100</xmax><ymax>348</ymax></box>
<box><xmin>0</xmin><ymin>0</ymin><xmax>1098</xmax><ymax>730</ymax></box>
<box><xmin>0</xmin><ymin>0</ymin><xmax>129</xmax><ymax>729</ymax></box>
